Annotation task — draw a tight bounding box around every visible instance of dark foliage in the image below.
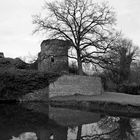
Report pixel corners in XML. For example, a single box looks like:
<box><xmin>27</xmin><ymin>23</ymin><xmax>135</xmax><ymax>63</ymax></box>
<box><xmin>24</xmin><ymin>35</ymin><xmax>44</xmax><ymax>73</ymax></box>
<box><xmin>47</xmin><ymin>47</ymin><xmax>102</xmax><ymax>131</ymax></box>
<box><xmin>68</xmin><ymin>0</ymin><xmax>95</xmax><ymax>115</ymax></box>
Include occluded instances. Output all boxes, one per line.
<box><xmin>68</xmin><ymin>64</ymin><xmax>78</xmax><ymax>75</ymax></box>
<box><xmin>0</xmin><ymin>57</ymin><xmax>39</xmax><ymax>70</ymax></box>
<box><xmin>117</xmin><ymin>83</ymin><xmax>140</xmax><ymax>95</ymax></box>
<box><xmin>29</xmin><ymin>59</ymin><xmax>38</xmax><ymax>70</ymax></box>
<box><xmin>14</xmin><ymin>58</ymin><xmax>30</xmax><ymax>69</ymax></box>
<box><xmin>68</xmin><ymin>63</ymin><xmax>88</xmax><ymax>75</ymax></box>
<box><xmin>0</xmin><ymin>57</ymin><xmax>30</xmax><ymax>70</ymax></box>
<box><xmin>99</xmin><ymin>74</ymin><xmax>107</xmax><ymax>90</ymax></box>
<box><xmin>0</xmin><ymin>70</ymin><xmax>60</xmax><ymax>100</ymax></box>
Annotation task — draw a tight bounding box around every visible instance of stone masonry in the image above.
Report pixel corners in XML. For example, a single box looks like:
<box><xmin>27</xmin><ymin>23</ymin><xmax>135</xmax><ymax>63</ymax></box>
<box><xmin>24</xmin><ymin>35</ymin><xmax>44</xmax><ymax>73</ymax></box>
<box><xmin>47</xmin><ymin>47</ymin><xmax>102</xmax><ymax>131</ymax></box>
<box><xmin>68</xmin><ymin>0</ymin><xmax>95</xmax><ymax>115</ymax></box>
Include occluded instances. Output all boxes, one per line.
<box><xmin>38</xmin><ymin>39</ymin><xmax>103</xmax><ymax>97</ymax></box>
<box><xmin>49</xmin><ymin>75</ymin><xmax>103</xmax><ymax>97</ymax></box>
<box><xmin>38</xmin><ymin>39</ymin><xmax>69</xmax><ymax>73</ymax></box>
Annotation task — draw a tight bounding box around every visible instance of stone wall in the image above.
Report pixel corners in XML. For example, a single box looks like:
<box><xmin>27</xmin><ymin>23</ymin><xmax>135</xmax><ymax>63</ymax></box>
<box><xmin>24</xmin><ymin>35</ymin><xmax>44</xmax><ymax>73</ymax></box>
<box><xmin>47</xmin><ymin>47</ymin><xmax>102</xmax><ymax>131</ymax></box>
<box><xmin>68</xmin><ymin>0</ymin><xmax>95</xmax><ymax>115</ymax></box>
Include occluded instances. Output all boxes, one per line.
<box><xmin>49</xmin><ymin>75</ymin><xmax>103</xmax><ymax>97</ymax></box>
<box><xmin>38</xmin><ymin>39</ymin><xmax>69</xmax><ymax>73</ymax></box>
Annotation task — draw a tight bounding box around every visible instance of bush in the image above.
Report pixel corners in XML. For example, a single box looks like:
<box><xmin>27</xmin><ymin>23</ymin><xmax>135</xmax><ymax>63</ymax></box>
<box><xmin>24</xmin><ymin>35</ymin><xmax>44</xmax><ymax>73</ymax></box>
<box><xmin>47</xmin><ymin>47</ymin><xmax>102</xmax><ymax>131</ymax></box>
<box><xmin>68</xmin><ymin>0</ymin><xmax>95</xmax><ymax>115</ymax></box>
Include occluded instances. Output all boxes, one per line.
<box><xmin>69</xmin><ymin>62</ymin><xmax>78</xmax><ymax>74</ymax></box>
<box><xmin>118</xmin><ymin>83</ymin><xmax>140</xmax><ymax>95</ymax></box>
<box><xmin>0</xmin><ymin>57</ymin><xmax>31</xmax><ymax>71</ymax></box>
<box><xmin>0</xmin><ymin>70</ymin><xmax>60</xmax><ymax>100</ymax></box>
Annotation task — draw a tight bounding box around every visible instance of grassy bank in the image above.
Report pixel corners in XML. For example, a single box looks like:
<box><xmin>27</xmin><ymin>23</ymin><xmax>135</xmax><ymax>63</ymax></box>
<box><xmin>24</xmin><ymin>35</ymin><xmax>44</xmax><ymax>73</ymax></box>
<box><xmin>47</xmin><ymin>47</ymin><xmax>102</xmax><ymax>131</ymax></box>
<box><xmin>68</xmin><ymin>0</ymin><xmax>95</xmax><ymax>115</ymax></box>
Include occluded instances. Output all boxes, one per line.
<box><xmin>50</xmin><ymin>92</ymin><xmax>140</xmax><ymax>117</ymax></box>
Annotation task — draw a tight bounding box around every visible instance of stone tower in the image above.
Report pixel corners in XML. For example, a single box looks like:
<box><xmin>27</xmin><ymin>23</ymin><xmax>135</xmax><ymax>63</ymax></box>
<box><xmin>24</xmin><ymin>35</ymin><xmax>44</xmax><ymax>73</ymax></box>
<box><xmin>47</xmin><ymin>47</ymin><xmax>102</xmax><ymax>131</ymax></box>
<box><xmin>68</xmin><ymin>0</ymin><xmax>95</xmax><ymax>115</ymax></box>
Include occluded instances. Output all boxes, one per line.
<box><xmin>38</xmin><ymin>39</ymin><xmax>69</xmax><ymax>73</ymax></box>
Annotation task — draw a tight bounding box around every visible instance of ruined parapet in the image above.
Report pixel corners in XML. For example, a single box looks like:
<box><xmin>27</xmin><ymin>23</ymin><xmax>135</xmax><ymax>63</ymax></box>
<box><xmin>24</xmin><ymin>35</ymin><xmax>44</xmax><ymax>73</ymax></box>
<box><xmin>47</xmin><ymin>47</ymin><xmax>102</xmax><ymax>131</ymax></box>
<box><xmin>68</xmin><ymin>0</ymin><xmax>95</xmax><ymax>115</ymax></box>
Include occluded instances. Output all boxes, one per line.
<box><xmin>38</xmin><ymin>39</ymin><xmax>70</xmax><ymax>73</ymax></box>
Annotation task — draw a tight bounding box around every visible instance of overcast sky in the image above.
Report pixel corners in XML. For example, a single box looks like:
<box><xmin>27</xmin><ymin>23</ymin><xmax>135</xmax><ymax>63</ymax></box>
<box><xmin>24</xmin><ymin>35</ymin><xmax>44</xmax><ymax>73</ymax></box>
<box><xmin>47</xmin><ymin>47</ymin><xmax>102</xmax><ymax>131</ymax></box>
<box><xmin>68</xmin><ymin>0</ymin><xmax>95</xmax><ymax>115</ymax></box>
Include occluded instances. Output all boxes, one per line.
<box><xmin>0</xmin><ymin>0</ymin><xmax>140</xmax><ymax>60</ymax></box>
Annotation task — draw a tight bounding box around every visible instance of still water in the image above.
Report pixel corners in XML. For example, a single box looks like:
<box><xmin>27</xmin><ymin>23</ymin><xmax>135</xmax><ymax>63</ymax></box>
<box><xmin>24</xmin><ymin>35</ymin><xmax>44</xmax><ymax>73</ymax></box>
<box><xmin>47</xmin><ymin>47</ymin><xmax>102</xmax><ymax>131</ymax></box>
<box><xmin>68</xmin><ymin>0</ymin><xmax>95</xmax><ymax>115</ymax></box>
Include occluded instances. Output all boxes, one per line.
<box><xmin>0</xmin><ymin>103</ymin><xmax>140</xmax><ymax>140</ymax></box>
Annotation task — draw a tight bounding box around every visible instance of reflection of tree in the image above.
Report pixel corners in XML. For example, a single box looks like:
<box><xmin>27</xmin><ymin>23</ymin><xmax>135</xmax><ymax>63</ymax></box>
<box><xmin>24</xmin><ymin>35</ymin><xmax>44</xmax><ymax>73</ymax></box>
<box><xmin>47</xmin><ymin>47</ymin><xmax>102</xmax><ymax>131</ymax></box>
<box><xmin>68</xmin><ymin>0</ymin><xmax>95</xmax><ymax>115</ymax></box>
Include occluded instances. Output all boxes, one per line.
<box><xmin>80</xmin><ymin>128</ymin><xmax>119</xmax><ymax>140</ymax></box>
<box><xmin>53</xmin><ymin>127</ymin><xmax>68</xmax><ymax>140</ymax></box>
<box><xmin>118</xmin><ymin>118</ymin><xmax>133</xmax><ymax>140</ymax></box>
<box><xmin>98</xmin><ymin>117</ymin><xmax>119</xmax><ymax>130</ymax></box>
<box><xmin>74</xmin><ymin>117</ymin><xmax>120</xmax><ymax>140</ymax></box>
<box><xmin>0</xmin><ymin>103</ymin><xmax>69</xmax><ymax>140</ymax></box>
<box><xmin>96</xmin><ymin>117</ymin><xmax>134</xmax><ymax>140</ymax></box>
<box><xmin>89</xmin><ymin>117</ymin><xmax>134</xmax><ymax>140</ymax></box>
<box><xmin>1</xmin><ymin>103</ymin><xmax>138</xmax><ymax>140</ymax></box>
<box><xmin>77</xmin><ymin>125</ymin><xmax>82</xmax><ymax>140</ymax></box>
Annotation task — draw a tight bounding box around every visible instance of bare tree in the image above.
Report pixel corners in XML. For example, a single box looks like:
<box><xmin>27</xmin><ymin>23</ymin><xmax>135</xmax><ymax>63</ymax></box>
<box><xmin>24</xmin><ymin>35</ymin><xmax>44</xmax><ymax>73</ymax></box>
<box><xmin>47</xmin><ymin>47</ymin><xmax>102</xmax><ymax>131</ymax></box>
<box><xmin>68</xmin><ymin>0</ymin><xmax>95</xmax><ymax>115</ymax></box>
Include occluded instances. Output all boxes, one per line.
<box><xmin>33</xmin><ymin>0</ymin><xmax>116</xmax><ymax>75</ymax></box>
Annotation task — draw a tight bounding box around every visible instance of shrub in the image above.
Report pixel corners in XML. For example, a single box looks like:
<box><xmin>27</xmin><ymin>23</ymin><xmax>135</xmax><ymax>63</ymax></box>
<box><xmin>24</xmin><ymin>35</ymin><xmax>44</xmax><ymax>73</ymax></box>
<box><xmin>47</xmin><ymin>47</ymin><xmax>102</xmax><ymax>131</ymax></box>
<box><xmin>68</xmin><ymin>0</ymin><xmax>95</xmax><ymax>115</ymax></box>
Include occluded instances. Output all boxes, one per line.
<box><xmin>0</xmin><ymin>70</ymin><xmax>60</xmax><ymax>100</ymax></box>
<box><xmin>69</xmin><ymin>62</ymin><xmax>78</xmax><ymax>74</ymax></box>
<box><xmin>118</xmin><ymin>83</ymin><xmax>140</xmax><ymax>95</ymax></box>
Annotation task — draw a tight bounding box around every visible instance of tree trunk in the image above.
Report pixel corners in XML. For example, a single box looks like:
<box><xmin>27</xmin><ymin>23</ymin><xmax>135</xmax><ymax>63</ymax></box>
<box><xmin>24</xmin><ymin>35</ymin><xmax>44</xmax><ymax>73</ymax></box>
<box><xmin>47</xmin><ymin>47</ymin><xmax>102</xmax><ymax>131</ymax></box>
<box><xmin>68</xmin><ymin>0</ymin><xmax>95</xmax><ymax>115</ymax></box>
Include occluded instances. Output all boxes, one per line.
<box><xmin>77</xmin><ymin>125</ymin><xmax>82</xmax><ymax>140</ymax></box>
<box><xmin>77</xmin><ymin>59</ymin><xmax>83</xmax><ymax>75</ymax></box>
<box><xmin>77</xmin><ymin>51</ymin><xmax>83</xmax><ymax>75</ymax></box>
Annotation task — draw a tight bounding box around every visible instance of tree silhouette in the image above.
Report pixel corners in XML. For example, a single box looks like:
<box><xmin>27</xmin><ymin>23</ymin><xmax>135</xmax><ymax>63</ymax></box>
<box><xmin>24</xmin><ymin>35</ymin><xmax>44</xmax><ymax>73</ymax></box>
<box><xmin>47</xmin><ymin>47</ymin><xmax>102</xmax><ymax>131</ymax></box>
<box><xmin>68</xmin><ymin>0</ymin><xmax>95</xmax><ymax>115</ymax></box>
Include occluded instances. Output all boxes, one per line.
<box><xmin>33</xmin><ymin>0</ymin><xmax>116</xmax><ymax>75</ymax></box>
<box><xmin>101</xmin><ymin>35</ymin><xmax>139</xmax><ymax>85</ymax></box>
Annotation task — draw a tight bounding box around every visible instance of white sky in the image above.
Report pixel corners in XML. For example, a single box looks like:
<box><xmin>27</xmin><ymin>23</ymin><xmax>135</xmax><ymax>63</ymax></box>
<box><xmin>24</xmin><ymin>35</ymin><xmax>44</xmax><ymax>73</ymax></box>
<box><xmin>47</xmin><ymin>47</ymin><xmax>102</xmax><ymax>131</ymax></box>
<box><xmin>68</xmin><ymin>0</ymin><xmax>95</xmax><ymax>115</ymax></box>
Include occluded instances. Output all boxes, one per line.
<box><xmin>0</xmin><ymin>0</ymin><xmax>140</xmax><ymax>60</ymax></box>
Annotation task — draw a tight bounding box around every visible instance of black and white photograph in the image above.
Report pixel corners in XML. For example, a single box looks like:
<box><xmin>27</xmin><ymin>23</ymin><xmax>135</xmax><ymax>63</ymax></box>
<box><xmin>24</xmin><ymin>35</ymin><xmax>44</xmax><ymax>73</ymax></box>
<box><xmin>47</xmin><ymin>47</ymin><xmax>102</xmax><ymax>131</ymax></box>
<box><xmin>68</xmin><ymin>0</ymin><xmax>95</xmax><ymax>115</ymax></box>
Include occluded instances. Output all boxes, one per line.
<box><xmin>0</xmin><ymin>0</ymin><xmax>140</xmax><ymax>139</ymax></box>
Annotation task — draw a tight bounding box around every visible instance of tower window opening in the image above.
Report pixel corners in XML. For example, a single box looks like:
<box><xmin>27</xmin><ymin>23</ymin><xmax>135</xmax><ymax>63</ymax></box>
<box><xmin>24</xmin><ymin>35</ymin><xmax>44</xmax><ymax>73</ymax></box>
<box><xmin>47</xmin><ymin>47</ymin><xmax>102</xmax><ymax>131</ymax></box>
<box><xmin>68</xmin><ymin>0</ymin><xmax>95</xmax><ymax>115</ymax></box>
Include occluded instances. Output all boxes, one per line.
<box><xmin>50</xmin><ymin>55</ymin><xmax>54</xmax><ymax>63</ymax></box>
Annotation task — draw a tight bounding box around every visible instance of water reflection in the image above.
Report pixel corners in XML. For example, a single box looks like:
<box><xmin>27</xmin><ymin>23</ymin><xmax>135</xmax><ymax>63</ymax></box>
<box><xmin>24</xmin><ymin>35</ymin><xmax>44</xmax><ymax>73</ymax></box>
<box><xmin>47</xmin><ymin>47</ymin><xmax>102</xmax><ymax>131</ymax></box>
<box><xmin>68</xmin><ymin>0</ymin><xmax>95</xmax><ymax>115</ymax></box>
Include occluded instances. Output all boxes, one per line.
<box><xmin>10</xmin><ymin>132</ymin><xmax>37</xmax><ymax>140</ymax></box>
<box><xmin>0</xmin><ymin>103</ymin><xmax>140</xmax><ymax>140</ymax></box>
<box><xmin>67</xmin><ymin>117</ymin><xmax>120</xmax><ymax>140</ymax></box>
<box><xmin>130</xmin><ymin>119</ymin><xmax>140</xmax><ymax>139</ymax></box>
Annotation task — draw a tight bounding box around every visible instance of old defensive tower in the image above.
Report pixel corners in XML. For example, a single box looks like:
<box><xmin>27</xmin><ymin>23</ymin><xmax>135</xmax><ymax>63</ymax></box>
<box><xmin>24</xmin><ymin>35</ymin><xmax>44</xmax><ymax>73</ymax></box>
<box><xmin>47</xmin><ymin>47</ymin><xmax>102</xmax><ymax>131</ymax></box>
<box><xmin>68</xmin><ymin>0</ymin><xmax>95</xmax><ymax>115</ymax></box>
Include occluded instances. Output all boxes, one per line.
<box><xmin>38</xmin><ymin>39</ymin><xmax>69</xmax><ymax>73</ymax></box>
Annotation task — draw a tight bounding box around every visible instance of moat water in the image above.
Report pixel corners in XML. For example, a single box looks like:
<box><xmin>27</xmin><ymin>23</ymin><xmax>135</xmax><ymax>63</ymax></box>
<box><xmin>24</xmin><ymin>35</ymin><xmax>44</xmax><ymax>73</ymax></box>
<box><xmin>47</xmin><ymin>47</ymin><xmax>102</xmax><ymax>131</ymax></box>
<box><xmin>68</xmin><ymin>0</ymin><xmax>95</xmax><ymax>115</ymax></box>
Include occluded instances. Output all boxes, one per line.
<box><xmin>0</xmin><ymin>103</ymin><xmax>140</xmax><ymax>140</ymax></box>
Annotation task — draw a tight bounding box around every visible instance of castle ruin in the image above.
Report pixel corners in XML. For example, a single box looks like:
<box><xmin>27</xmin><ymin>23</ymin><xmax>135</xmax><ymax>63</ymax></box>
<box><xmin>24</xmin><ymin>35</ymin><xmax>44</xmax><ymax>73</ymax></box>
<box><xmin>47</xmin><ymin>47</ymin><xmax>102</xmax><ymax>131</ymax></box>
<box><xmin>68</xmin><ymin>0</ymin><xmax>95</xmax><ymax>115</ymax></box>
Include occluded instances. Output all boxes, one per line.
<box><xmin>38</xmin><ymin>39</ymin><xmax>103</xmax><ymax>96</ymax></box>
<box><xmin>38</xmin><ymin>39</ymin><xmax>70</xmax><ymax>73</ymax></box>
